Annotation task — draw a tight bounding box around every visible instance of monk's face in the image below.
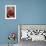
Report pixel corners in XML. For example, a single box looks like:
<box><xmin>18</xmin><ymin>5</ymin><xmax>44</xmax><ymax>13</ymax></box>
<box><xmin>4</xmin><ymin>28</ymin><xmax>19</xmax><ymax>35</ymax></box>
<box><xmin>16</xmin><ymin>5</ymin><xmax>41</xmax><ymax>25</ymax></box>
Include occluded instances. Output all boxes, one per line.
<box><xmin>7</xmin><ymin>7</ymin><xmax>15</xmax><ymax>18</ymax></box>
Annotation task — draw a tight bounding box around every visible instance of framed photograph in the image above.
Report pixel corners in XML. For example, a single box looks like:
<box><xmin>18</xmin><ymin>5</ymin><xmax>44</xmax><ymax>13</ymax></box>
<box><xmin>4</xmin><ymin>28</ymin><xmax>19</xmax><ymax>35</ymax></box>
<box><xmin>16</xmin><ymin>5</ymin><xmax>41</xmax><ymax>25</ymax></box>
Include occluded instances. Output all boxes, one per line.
<box><xmin>5</xmin><ymin>5</ymin><xmax>16</xmax><ymax>19</ymax></box>
<box><xmin>18</xmin><ymin>24</ymin><xmax>46</xmax><ymax>42</ymax></box>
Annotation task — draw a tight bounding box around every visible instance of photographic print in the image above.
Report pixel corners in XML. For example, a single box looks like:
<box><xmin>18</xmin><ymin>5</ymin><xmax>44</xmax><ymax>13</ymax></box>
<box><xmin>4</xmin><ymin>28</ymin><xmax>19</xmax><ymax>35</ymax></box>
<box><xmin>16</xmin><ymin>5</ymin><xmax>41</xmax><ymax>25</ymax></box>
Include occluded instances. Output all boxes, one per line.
<box><xmin>18</xmin><ymin>24</ymin><xmax>46</xmax><ymax>41</ymax></box>
<box><xmin>18</xmin><ymin>24</ymin><xmax>46</xmax><ymax>46</ymax></box>
<box><xmin>5</xmin><ymin>5</ymin><xmax>16</xmax><ymax>19</ymax></box>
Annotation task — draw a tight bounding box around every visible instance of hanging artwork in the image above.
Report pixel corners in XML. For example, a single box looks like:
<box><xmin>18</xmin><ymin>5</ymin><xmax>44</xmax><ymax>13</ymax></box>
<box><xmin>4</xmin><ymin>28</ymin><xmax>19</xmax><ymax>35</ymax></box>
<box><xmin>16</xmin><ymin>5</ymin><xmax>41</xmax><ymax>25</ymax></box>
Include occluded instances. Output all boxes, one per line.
<box><xmin>5</xmin><ymin>5</ymin><xmax>16</xmax><ymax>19</ymax></box>
<box><xmin>18</xmin><ymin>24</ymin><xmax>46</xmax><ymax>41</ymax></box>
<box><xmin>8</xmin><ymin>32</ymin><xmax>16</xmax><ymax>46</ymax></box>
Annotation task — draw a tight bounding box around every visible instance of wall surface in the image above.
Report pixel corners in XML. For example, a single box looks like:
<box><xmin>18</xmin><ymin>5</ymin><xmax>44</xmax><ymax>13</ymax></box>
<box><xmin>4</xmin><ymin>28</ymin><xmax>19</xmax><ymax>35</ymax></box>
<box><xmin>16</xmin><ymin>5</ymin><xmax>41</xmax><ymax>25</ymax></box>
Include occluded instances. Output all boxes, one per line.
<box><xmin>0</xmin><ymin>0</ymin><xmax>17</xmax><ymax>44</ymax></box>
<box><xmin>0</xmin><ymin>0</ymin><xmax>46</xmax><ymax>44</ymax></box>
<box><xmin>16</xmin><ymin>0</ymin><xmax>46</xmax><ymax>24</ymax></box>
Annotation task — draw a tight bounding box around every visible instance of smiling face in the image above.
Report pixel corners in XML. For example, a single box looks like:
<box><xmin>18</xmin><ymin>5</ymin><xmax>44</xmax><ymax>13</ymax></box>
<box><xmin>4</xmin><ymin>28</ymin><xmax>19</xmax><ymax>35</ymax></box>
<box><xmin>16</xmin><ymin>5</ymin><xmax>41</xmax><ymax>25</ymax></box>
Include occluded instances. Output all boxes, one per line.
<box><xmin>7</xmin><ymin>7</ymin><xmax>15</xmax><ymax>18</ymax></box>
